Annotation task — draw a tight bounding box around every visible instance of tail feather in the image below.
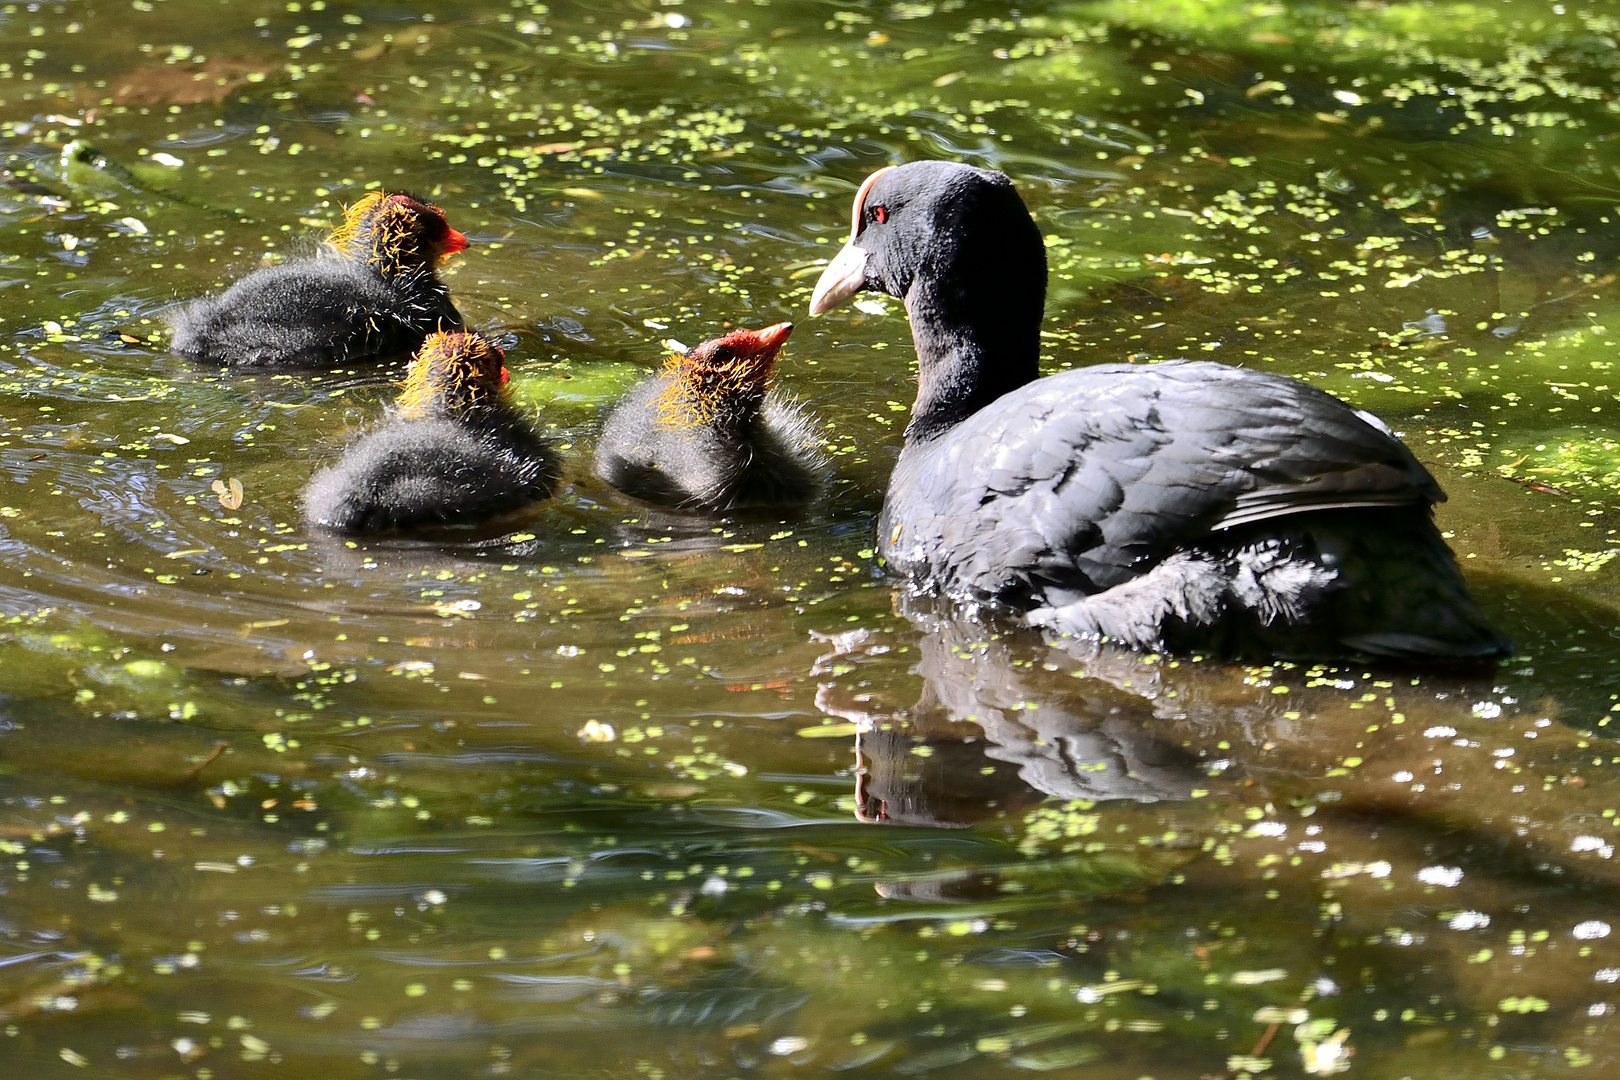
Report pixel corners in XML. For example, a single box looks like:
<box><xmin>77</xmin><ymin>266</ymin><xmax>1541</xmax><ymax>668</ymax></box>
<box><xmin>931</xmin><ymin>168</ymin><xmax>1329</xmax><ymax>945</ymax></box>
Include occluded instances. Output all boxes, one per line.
<box><xmin>1027</xmin><ymin>551</ymin><xmax>1238</xmax><ymax>652</ymax></box>
<box><xmin>1027</xmin><ymin>508</ymin><xmax>1510</xmax><ymax>662</ymax></box>
<box><xmin>1341</xmin><ymin>631</ymin><xmax>1508</xmax><ymax>661</ymax></box>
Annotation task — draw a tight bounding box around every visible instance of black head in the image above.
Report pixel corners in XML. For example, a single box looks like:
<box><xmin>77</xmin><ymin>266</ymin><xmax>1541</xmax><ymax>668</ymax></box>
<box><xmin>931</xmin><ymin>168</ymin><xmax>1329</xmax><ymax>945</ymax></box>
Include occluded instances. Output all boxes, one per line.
<box><xmin>808</xmin><ymin>161</ymin><xmax>1048</xmax><ymax>438</ymax></box>
<box><xmin>808</xmin><ymin>161</ymin><xmax>1046</xmax><ymax>317</ymax></box>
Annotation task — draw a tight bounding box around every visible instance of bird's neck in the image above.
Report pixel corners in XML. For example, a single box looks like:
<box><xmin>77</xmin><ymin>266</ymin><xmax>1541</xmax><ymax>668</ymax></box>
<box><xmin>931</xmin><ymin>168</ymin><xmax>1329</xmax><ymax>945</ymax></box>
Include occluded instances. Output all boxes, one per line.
<box><xmin>901</xmin><ymin>277</ymin><xmax>1042</xmax><ymax>444</ymax></box>
<box><xmin>332</xmin><ymin>219</ymin><xmax>433</xmax><ymax>281</ymax></box>
<box><xmin>398</xmin><ymin>390</ymin><xmax>467</xmax><ymax>422</ymax></box>
<box><xmin>368</xmin><ymin>239</ymin><xmax>435</xmax><ymax>282</ymax></box>
<box><xmin>398</xmin><ymin>380</ymin><xmax>507</xmax><ymax>423</ymax></box>
<box><xmin>656</xmin><ymin>367</ymin><xmax>767</xmax><ymax>435</ymax></box>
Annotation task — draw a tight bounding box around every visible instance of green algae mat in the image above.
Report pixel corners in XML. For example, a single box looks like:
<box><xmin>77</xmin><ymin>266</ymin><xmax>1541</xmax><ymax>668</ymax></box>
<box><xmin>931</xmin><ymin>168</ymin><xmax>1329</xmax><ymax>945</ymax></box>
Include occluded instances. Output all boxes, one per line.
<box><xmin>0</xmin><ymin>1</ymin><xmax>1619</xmax><ymax>1077</ymax></box>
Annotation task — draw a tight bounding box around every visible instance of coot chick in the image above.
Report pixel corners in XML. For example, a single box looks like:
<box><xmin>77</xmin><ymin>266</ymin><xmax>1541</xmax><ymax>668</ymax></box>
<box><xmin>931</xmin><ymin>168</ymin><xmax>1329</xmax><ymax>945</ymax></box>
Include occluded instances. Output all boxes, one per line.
<box><xmin>304</xmin><ymin>330</ymin><xmax>559</xmax><ymax>534</ymax></box>
<box><xmin>809</xmin><ymin>161</ymin><xmax>1509</xmax><ymax>661</ymax></box>
<box><xmin>170</xmin><ymin>191</ymin><xmax>467</xmax><ymax>368</ymax></box>
<box><xmin>593</xmin><ymin>322</ymin><xmax>830</xmax><ymax>511</ymax></box>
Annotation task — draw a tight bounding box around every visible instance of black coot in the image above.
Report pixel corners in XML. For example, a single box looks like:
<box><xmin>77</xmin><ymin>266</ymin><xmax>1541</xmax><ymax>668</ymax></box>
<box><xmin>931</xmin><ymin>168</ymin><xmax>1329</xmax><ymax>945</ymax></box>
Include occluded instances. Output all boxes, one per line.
<box><xmin>304</xmin><ymin>330</ymin><xmax>559</xmax><ymax>534</ymax></box>
<box><xmin>170</xmin><ymin>191</ymin><xmax>467</xmax><ymax>368</ymax></box>
<box><xmin>808</xmin><ymin>160</ymin><xmax>1510</xmax><ymax>661</ymax></box>
<box><xmin>593</xmin><ymin>322</ymin><xmax>829</xmax><ymax>511</ymax></box>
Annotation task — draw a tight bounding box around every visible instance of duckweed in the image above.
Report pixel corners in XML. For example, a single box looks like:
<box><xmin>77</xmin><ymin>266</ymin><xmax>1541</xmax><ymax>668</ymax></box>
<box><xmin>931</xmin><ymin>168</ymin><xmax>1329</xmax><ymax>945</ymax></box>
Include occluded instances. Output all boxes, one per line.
<box><xmin>0</xmin><ymin>1</ymin><xmax>1617</xmax><ymax>1078</ymax></box>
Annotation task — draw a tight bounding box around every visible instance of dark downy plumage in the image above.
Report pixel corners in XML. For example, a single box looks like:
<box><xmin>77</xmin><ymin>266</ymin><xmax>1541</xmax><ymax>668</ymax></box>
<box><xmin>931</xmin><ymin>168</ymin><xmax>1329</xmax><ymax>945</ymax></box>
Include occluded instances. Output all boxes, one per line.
<box><xmin>809</xmin><ymin>160</ymin><xmax>1510</xmax><ymax>661</ymax></box>
<box><xmin>169</xmin><ymin>192</ymin><xmax>467</xmax><ymax>368</ymax></box>
<box><xmin>304</xmin><ymin>330</ymin><xmax>559</xmax><ymax>534</ymax></box>
<box><xmin>593</xmin><ymin>323</ymin><xmax>830</xmax><ymax>511</ymax></box>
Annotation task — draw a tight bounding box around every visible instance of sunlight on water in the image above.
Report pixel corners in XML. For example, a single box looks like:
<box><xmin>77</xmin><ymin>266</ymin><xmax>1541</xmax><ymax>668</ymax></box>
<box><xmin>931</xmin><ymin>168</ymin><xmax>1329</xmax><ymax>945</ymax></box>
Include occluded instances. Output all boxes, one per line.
<box><xmin>0</xmin><ymin>1</ymin><xmax>1617</xmax><ymax>1077</ymax></box>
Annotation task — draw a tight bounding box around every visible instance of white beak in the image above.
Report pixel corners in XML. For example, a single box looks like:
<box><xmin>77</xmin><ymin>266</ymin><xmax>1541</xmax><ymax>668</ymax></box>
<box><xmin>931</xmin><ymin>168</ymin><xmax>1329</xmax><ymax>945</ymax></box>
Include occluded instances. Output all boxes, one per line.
<box><xmin>808</xmin><ymin>242</ymin><xmax>869</xmax><ymax>317</ymax></box>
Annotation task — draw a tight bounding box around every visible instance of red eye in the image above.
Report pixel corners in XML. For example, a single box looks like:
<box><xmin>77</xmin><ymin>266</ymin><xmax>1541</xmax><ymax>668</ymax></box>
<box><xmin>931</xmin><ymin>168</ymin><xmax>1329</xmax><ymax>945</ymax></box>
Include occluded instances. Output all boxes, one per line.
<box><xmin>872</xmin><ymin>205</ymin><xmax>888</xmax><ymax>225</ymax></box>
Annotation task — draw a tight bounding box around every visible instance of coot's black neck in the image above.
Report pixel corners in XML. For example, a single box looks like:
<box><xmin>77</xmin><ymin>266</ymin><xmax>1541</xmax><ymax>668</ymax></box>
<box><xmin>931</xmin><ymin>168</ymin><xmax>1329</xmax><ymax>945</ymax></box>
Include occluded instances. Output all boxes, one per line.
<box><xmin>898</xmin><ymin>208</ymin><xmax>1047</xmax><ymax>445</ymax></box>
<box><xmin>901</xmin><ymin>280</ymin><xmax>1043</xmax><ymax>444</ymax></box>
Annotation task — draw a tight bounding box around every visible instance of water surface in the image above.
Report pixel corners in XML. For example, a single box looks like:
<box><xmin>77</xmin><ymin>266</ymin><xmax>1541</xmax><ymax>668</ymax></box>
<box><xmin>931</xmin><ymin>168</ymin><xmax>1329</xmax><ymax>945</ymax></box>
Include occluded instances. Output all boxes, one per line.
<box><xmin>1</xmin><ymin>1</ymin><xmax>1619</xmax><ymax>1077</ymax></box>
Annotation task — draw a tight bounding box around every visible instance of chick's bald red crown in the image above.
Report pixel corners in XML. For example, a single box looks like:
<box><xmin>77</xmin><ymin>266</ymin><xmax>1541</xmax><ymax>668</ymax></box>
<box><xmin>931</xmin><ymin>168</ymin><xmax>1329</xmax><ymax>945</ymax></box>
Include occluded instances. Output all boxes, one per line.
<box><xmin>690</xmin><ymin>322</ymin><xmax>795</xmax><ymax>366</ymax></box>
<box><xmin>679</xmin><ymin>322</ymin><xmax>795</xmax><ymax>387</ymax></box>
<box><xmin>388</xmin><ymin>193</ymin><xmax>469</xmax><ymax>257</ymax></box>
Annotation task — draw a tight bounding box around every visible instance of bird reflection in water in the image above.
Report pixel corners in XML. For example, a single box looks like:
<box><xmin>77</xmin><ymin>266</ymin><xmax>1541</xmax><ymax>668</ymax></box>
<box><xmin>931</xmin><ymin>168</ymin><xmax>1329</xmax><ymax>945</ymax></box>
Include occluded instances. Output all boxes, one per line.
<box><xmin>814</xmin><ymin>598</ymin><xmax>1205</xmax><ymax>831</ymax></box>
<box><xmin>810</xmin><ymin>590</ymin><xmax>1620</xmax><ymax>933</ymax></box>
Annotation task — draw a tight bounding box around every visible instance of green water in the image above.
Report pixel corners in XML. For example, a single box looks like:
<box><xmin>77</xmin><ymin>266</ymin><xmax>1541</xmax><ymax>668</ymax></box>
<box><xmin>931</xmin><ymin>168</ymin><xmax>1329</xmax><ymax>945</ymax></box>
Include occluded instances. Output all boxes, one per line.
<box><xmin>0</xmin><ymin>0</ymin><xmax>1618</xmax><ymax>1077</ymax></box>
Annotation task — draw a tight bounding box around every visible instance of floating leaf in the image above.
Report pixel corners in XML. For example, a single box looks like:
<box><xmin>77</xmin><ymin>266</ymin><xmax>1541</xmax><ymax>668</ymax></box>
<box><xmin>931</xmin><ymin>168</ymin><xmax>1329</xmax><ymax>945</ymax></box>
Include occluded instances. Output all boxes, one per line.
<box><xmin>211</xmin><ymin>477</ymin><xmax>244</xmax><ymax>510</ymax></box>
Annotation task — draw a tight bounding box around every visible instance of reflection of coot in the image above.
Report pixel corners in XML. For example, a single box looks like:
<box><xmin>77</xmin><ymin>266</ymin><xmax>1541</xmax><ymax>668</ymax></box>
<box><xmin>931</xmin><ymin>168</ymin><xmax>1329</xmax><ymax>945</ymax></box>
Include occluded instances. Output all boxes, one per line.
<box><xmin>815</xmin><ymin>608</ymin><xmax>1199</xmax><ymax>830</ymax></box>
<box><xmin>849</xmin><ymin>721</ymin><xmax>1037</xmax><ymax>830</ymax></box>
<box><xmin>170</xmin><ymin>192</ymin><xmax>467</xmax><ymax>368</ymax></box>
<box><xmin>594</xmin><ymin>323</ymin><xmax>830</xmax><ymax>511</ymax></box>
<box><xmin>809</xmin><ymin>161</ymin><xmax>1509</xmax><ymax>662</ymax></box>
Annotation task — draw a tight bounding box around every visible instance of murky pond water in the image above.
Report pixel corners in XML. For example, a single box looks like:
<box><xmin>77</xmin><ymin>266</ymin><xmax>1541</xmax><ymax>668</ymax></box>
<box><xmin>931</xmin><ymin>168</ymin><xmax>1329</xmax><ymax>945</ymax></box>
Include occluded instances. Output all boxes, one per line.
<box><xmin>0</xmin><ymin>0</ymin><xmax>1619</xmax><ymax>1076</ymax></box>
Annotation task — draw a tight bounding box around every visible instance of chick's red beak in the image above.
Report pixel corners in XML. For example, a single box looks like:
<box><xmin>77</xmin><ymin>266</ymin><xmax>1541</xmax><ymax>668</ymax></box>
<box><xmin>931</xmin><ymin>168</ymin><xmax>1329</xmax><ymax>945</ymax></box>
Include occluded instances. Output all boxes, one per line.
<box><xmin>442</xmin><ymin>228</ymin><xmax>470</xmax><ymax>255</ymax></box>
<box><xmin>726</xmin><ymin>321</ymin><xmax>794</xmax><ymax>361</ymax></box>
<box><xmin>723</xmin><ymin>321</ymin><xmax>794</xmax><ymax>382</ymax></box>
<box><xmin>499</xmin><ymin>366</ymin><xmax>510</xmax><ymax>386</ymax></box>
<box><xmin>751</xmin><ymin>321</ymin><xmax>794</xmax><ymax>353</ymax></box>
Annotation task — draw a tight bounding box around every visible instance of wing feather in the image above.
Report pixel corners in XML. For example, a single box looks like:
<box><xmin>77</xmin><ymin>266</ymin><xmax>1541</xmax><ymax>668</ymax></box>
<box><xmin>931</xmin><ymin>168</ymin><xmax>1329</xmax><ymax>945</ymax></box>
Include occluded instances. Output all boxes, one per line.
<box><xmin>879</xmin><ymin>361</ymin><xmax>1439</xmax><ymax>607</ymax></box>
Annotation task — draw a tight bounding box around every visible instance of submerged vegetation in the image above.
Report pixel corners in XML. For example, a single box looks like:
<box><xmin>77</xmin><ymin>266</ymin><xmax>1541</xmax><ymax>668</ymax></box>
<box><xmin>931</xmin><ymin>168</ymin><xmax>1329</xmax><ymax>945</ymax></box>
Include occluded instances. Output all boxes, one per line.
<box><xmin>0</xmin><ymin>1</ymin><xmax>1616</xmax><ymax>1077</ymax></box>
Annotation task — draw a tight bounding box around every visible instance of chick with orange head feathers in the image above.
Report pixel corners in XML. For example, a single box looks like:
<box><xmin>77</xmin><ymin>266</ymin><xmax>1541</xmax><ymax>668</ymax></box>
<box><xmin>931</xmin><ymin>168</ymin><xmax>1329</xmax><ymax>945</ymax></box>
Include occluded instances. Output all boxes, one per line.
<box><xmin>169</xmin><ymin>192</ymin><xmax>468</xmax><ymax>368</ymax></box>
<box><xmin>594</xmin><ymin>323</ymin><xmax>830</xmax><ymax>511</ymax></box>
<box><xmin>304</xmin><ymin>331</ymin><xmax>559</xmax><ymax>534</ymax></box>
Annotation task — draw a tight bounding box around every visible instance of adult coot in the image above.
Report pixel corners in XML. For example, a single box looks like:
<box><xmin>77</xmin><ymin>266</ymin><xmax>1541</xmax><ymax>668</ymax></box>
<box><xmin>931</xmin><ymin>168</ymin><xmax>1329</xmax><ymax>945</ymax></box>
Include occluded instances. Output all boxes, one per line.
<box><xmin>593</xmin><ymin>322</ymin><xmax>830</xmax><ymax>511</ymax></box>
<box><xmin>305</xmin><ymin>330</ymin><xmax>559</xmax><ymax>534</ymax></box>
<box><xmin>808</xmin><ymin>161</ymin><xmax>1509</xmax><ymax>661</ymax></box>
<box><xmin>170</xmin><ymin>191</ymin><xmax>467</xmax><ymax>368</ymax></box>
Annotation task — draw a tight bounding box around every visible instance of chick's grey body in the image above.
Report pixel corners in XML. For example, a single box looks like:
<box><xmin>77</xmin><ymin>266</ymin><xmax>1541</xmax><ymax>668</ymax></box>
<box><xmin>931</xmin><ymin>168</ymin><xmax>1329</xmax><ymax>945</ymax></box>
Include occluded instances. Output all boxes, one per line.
<box><xmin>305</xmin><ymin>408</ymin><xmax>558</xmax><ymax>534</ymax></box>
<box><xmin>594</xmin><ymin>374</ymin><xmax>827</xmax><ymax>511</ymax></box>
<box><xmin>169</xmin><ymin>257</ymin><xmax>461</xmax><ymax>369</ymax></box>
<box><xmin>879</xmin><ymin>360</ymin><xmax>1501</xmax><ymax>658</ymax></box>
